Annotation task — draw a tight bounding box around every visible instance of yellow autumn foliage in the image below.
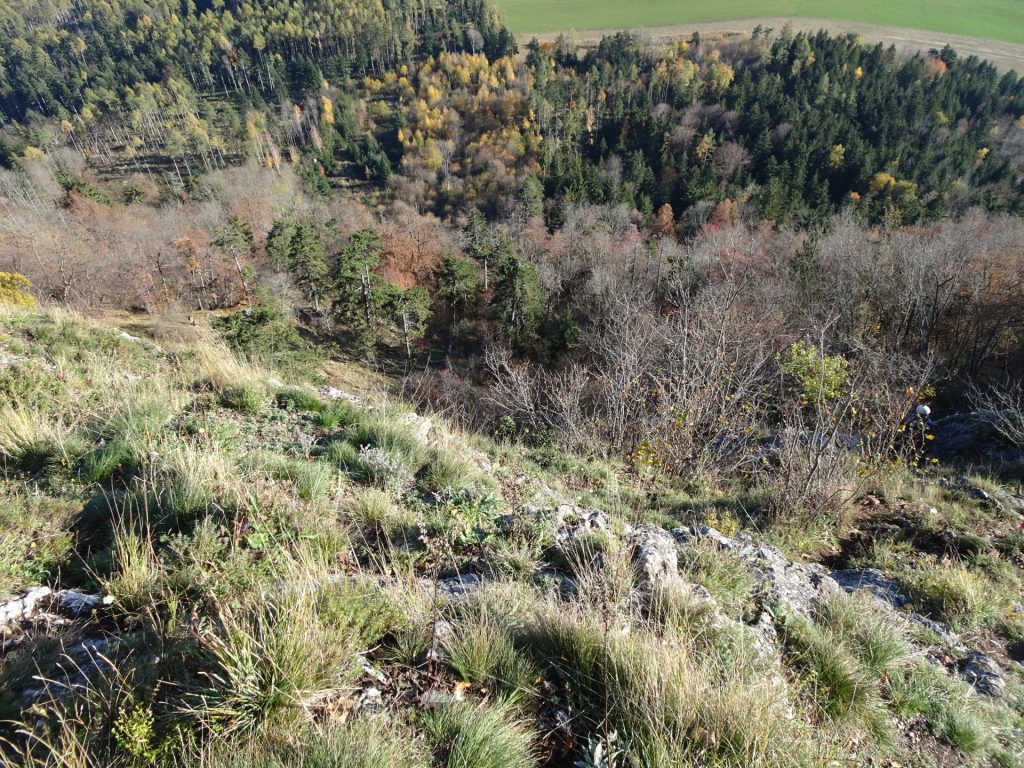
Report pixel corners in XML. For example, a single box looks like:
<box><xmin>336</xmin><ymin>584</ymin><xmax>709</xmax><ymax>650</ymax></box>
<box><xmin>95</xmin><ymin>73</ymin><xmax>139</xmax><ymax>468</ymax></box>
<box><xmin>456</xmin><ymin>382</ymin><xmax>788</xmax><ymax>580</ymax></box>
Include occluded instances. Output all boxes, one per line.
<box><xmin>0</xmin><ymin>273</ymin><xmax>38</xmax><ymax>310</ymax></box>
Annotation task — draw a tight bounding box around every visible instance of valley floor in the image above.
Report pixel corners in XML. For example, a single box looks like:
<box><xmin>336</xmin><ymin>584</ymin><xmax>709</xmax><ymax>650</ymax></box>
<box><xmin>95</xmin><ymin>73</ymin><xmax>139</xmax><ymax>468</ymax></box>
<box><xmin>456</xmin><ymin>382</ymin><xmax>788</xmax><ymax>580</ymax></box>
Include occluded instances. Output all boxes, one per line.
<box><xmin>517</xmin><ymin>17</ymin><xmax>1024</xmax><ymax>73</ymax></box>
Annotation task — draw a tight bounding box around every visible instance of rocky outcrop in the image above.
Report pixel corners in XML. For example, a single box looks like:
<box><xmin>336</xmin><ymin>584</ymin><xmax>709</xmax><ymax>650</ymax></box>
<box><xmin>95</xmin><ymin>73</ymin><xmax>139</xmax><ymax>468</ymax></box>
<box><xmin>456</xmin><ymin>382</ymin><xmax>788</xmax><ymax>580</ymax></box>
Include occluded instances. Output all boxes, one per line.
<box><xmin>667</xmin><ymin>525</ymin><xmax>1007</xmax><ymax>696</ymax></box>
<box><xmin>554</xmin><ymin>505</ymin><xmax>609</xmax><ymax>544</ymax></box>
<box><xmin>831</xmin><ymin>568</ymin><xmax>909</xmax><ymax>609</ymax></box>
<box><xmin>928</xmin><ymin>413</ymin><xmax>1022</xmax><ymax>464</ymax></box>
<box><xmin>957</xmin><ymin>650</ymin><xmax>1005</xmax><ymax>697</ymax></box>
<box><xmin>626</xmin><ymin>524</ymin><xmax>679</xmax><ymax>589</ymax></box>
<box><xmin>939</xmin><ymin>475</ymin><xmax>1024</xmax><ymax>517</ymax></box>
<box><xmin>673</xmin><ymin>525</ymin><xmax>841</xmax><ymax>618</ymax></box>
<box><xmin>1</xmin><ymin>588</ymin><xmax>110</xmax><ymax>628</ymax></box>
<box><xmin>0</xmin><ymin>586</ymin><xmax>54</xmax><ymax>626</ymax></box>
<box><xmin>17</xmin><ymin>637</ymin><xmax>122</xmax><ymax>705</ymax></box>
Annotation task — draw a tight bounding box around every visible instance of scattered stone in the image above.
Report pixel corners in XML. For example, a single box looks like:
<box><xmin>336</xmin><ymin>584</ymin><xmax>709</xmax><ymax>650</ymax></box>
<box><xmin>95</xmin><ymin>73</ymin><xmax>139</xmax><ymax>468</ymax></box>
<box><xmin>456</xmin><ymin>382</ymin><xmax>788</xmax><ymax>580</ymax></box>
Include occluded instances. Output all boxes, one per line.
<box><xmin>467</xmin><ymin>448</ymin><xmax>492</xmax><ymax>473</ymax></box>
<box><xmin>0</xmin><ymin>587</ymin><xmax>52</xmax><ymax>626</ymax></box>
<box><xmin>908</xmin><ymin>613</ymin><xmax>965</xmax><ymax>651</ymax></box>
<box><xmin>425</xmin><ymin>619</ymin><xmax>456</xmax><ymax>663</ymax></box>
<box><xmin>941</xmin><ymin>475</ymin><xmax>1012</xmax><ymax>513</ymax></box>
<box><xmin>358</xmin><ymin>686</ymin><xmax>383</xmax><ymax>710</ymax></box>
<box><xmin>419</xmin><ymin>688</ymin><xmax>455</xmax><ymax>708</ymax></box>
<box><xmin>20</xmin><ymin>637</ymin><xmax>121</xmax><ymax>704</ymax></box>
<box><xmin>554</xmin><ymin>505</ymin><xmax>608</xmax><ymax>543</ymax></box>
<box><xmin>626</xmin><ymin>524</ymin><xmax>679</xmax><ymax>589</ymax></box>
<box><xmin>359</xmin><ymin>655</ymin><xmax>389</xmax><ymax>685</ymax></box>
<box><xmin>673</xmin><ymin>524</ymin><xmax>743</xmax><ymax>552</ymax></box>
<box><xmin>530</xmin><ymin>478</ymin><xmax>567</xmax><ymax>508</ymax></box>
<box><xmin>958</xmin><ymin>650</ymin><xmax>1005</xmax><ymax>696</ymax></box>
<box><xmin>831</xmin><ymin>568</ymin><xmax>908</xmax><ymax>608</ymax></box>
<box><xmin>320</xmin><ymin>386</ymin><xmax>361</xmax><ymax>404</ymax></box>
<box><xmin>400</xmin><ymin>412</ymin><xmax>433</xmax><ymax>443</ymax></box>
<box><xmin>991</xmin><ymin>488</ymin><xmax>1024</xmax><ymax>517</ymax></box>
<box><xmin>0</xmin><ymin>351</ymin><xmax>27</xmax><ymax>370</ymax></box>
<box><xmin>54</xmin><ymin>590</ymin><xmax>105</xmax><ymax>618</ymax></box>
<box><xmin>432</xmin><ymin>573</ymin><xmax>481</xmax><ymax>600</ymax></box>
<box><xmin>1</xmin><ymin>587</ymin><xmax>110</xmax><ymax>643</ymax></box>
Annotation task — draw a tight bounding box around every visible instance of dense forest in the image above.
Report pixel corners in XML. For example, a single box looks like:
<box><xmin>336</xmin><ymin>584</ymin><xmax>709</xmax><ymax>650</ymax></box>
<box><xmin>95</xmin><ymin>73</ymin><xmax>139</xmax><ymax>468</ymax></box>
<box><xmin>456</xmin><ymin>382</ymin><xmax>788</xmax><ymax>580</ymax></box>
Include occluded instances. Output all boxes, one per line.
<box><xmin>1</xmin><ymin>3</ymin><xmax>1022</xmax><ymax>219</ymax></box>
<box><xmin>0</xmin><ymin>0</ymin><xmax>515</xmax><ymax>122</ymax></box>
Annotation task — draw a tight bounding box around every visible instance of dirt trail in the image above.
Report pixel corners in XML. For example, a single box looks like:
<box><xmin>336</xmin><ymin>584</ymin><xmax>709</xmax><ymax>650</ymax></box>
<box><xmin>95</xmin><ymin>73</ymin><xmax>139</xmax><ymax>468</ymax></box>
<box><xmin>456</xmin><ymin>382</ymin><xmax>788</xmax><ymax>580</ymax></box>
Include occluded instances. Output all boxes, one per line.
<box><xmin>518</xmin><ymin>16</ymin><xmax>1024</xmax><ymax>72</ymax></box>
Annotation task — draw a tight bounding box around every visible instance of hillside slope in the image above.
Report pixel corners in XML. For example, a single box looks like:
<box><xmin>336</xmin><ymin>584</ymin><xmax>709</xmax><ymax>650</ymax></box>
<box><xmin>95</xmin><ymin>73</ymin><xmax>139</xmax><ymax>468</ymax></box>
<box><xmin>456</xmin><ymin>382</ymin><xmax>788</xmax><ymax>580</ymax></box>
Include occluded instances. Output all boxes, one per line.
<box><xmin>2</xmin><ymin>306</ymin><xmax>1024</xmax><ymax>767</ymax></box>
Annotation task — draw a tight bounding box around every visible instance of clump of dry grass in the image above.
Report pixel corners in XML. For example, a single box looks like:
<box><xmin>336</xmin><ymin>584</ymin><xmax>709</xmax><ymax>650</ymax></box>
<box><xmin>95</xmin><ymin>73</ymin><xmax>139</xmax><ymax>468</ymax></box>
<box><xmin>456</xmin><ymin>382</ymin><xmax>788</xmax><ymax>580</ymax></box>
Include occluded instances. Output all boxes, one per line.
<box><xmin>0</xmin><ymin>404</ymin><xmax>72</xmax><ymax>472</ymax></box>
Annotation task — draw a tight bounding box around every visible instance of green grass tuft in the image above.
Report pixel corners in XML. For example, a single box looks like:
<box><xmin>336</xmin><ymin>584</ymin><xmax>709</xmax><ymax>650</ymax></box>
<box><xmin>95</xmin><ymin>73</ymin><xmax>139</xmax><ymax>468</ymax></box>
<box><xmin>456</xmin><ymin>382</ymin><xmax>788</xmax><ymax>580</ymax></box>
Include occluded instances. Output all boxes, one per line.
<box><xmin>419</xmin><ymin>701</ymin><xmax>535</xmax><ymax>768</ymax></box>
<box><xmin>446</xmin><ymin>617</ymin><xmax>538</xmax><ymax>705</ymax></box>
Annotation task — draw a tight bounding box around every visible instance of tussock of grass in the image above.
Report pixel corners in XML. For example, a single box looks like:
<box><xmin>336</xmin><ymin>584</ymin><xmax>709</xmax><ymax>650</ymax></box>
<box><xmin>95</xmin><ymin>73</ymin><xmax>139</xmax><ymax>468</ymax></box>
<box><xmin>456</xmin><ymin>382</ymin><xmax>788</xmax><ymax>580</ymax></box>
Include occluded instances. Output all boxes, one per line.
<box><xmin>419</xmin><ymin>701</ymin><xmax>535</xmax><ymax>768</ymax></box>
<box><xmin>191</xmin><ymin>339</ymin><xmax>269</xmax><ymax>413</ymax></box>
<box><xmin>645</xmin><ymin>579</ymin><xmax>719</xmax><ymax>638</ymax></box>
<box><xmin>321</xmin><ymin>411</ymin><xmax>430</xmax><ymax>492</ymax></box>
<box><xmin>677</xmin><ymin>541</ymin><xmax>755</xmax><ymax>619</ymax></box>
<box><xmin>207</xmin><ymin>718</ymin><xmax>429</xmax><ymax>768</ymax></box>
<box><xmin>0</xmin><ymin>493</ymin><xmax>76</xmax><ymax>593</ymax></box>
<box><xmin>484</xmin><ymin>537</ymin><xmax>544</xmax><ymax>581</ymax></box>
<box><xmin>274</xmin><ymin>387</ymin><xmax>325</xmax><ymax>413</ymax></box>
<box><xmin>816</xmin><ymin>594</ymin><xmax>913</xmax><ymax>677</ymax></box>
<box><xmin>246</xmin><ymin>451</ymin><xmax>337</xmax><ymax>501</ymax></box>
<box><xmin>314</xmin><ymin>399</ymin><xmax>361</xmax><ymax>430</ymax></box>
<box><xmin>446</xmin><ymin>617</ymin><xmax>538</xmax><ymax>705</ymax></box>
<box><xmin>567</xmin><ymin>539</ymin><xmax>637</xmax><ymax>615</ymax></box>
<box><xmin>195</xmin><ymin>589</ymin><xmax>365</xmax><ymax>735</ymax></box>
<box><xmin>153</xmin><ymin>443</ymin><xmax>242</xmax><ymax>528</ymax></box>
<box><xmin>102</xmin><ymin>515</ymin><xmax>162</xmax><ymax>616</ymax></box>
<box><xmin>326</xmin><ymin>439</ymin><xmax>363</xmax><ymax>473</ymax></box>
<box><xmin>889</xmin><ymin>660</ymin><xmax>993</xmax><ymax>756</ymax></box>
<box><xmin>347</xmin><ymin>414</ymin><xmax>426</xmax><ymax>465</ymax></box>
<box><xmin>904</xmin><ymin>559</ymin><xmax>1004</xmax><ymax>631</ymax></box>
<box><xmin>314</xmin><ymin>578</ymin><xmax>408</xmax><ymax>650</ymax></box>
<box><xmin>347</xmin><ymin>487</ymin><xmax>417</xmax><ymax>537</ymax></box>
<box><xmin>0</xmin><ymin>404</ymin><xmax>70</xmax><ymax>473</ymax></box>
<box><xmin>779</xmin><ymin>609</ymin><xmax>891</xmax><ymax>740</ymax></box>
<box><xmin>517</xmin><ymin>598</ymin><xmax>815</xmax><ymax>767</ymax></box>
<box><xmin>79</xmin><ymin>438</ymin><xmax>143</xmax><ymax>483</ymax></box>
<box><xmin>418</xmin><ymin>449</ymin><xmax>480</xmax><ymax>495</ymax></box>
<box><xmin>78</xmin><ymin>389</ymin><xmax>179</xmax><ymax>483</ymax></box>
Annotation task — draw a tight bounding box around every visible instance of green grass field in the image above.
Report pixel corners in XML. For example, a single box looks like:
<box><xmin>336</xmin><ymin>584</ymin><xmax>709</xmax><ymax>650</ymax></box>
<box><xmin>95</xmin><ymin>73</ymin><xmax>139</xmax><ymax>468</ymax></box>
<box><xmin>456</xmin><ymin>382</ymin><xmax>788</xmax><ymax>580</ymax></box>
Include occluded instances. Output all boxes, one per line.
<box><xmin>495</xmin><ymin>0</ymin><xmax>1024</xmax><ymax>45</ymax></box>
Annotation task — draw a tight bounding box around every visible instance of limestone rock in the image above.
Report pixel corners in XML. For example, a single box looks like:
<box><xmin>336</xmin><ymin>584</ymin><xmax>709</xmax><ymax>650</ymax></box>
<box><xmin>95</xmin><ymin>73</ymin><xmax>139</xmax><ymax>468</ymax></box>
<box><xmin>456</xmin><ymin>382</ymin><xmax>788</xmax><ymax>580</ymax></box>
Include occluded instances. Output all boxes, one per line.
<box><xmin>400</xmin><ymin>412</ymin><xmax>433</xmax><ymax>443</ymax></box>
<box><xmin>831</xmin><ymin>568</ymin><xmax>908</xmax><ymax>608</ymax></box>
<box><xmin>0</xmin><ymin>587</ymin><xmax>52</xmax><ymax>626</ymax></box>
<box><xmin>432</xmin><ymin>573</ymin><xmax>482</xmax><ymax>600</ymax></box>
<box><xmin>55</xmin><ymin>590</ymin><xmax>105</xmax><ymax>618</ymax></box>
<box><xmin>958</xmin><ymin>650</ymin><xmax>1005</xmax><ymax>696</ymax></box>
<box><xmin>674</xmin><ymin>525</ymin><xmax>840</xmax><ymax>617</ymax></box>
<box><xmin>626</xmin><ymin>524</ymin><xmax>679</xmax><ymax>589</ymax></box>
<box><xmin>554</xmin><ymin>505</ymin><xmax>608</xmax><ymax>543</ymax></box>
